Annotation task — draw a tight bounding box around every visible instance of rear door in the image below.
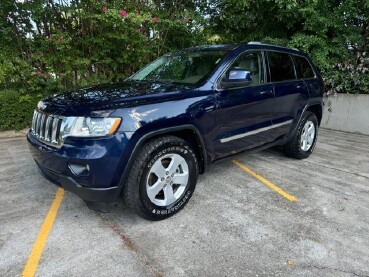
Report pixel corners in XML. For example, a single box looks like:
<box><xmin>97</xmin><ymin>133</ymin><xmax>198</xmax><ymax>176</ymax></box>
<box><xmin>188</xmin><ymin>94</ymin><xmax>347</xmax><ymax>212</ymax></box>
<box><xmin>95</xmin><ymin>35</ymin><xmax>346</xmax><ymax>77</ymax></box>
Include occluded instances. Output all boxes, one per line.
<box><xmin>214</xmin><ymin>51</ymin><xmax>275</xmax><ymax>159</ymax></box>
<box><xmin>267</xmin><ymin>51</ymin><xmax>309</xmax><ymax>139</ymax></box>
<box><xmin>293</xmin><ymin>54</ymin><xmax>323</xmax><ymax>99</ymax></box>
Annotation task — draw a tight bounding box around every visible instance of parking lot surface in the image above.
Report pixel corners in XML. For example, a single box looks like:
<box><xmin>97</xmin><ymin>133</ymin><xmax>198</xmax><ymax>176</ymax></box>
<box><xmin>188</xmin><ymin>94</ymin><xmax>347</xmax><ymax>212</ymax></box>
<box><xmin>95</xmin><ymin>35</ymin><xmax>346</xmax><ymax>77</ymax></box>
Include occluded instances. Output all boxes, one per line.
<box><xmin>1</xmin><ymin>128</ymin><xmax>369</xmax><ymax>277</ymax></box>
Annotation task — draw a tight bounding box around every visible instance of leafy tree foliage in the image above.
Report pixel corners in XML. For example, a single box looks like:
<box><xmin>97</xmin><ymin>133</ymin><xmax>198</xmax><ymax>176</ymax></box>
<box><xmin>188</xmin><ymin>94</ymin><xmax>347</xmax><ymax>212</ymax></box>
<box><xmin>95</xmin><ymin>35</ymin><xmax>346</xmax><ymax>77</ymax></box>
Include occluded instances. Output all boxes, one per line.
<box><xmin>0</xmin><ymin>0</ymin><xmax>368</xmax><ymax>98</ymax></box>
<box><xmin>0</xmin><ymin>0</ymin><xmax>205</xmax><ymax>93</ymax></box>
<box><xmin>204</xmin><ymin>0</ymin><xmax>369</xmax><ymax>94</ymax></box>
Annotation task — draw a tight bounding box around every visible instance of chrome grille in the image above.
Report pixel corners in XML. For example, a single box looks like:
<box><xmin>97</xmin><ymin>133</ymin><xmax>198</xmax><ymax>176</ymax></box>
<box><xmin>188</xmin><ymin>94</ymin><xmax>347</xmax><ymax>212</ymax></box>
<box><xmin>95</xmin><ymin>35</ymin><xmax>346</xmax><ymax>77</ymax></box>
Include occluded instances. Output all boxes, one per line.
<box><xmin>31</xmin><ymin>110</ymin><xmax>63</xmax><ymax>147</ymax></box>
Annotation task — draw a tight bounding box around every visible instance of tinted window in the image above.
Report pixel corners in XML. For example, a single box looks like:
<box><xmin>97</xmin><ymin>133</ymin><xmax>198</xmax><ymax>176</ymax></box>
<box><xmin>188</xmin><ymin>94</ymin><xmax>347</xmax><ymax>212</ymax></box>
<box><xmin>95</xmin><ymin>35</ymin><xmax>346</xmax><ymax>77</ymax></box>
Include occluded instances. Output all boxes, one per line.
<box><xmin>226</xmin><ymin>51</ymin><xmax>265</xmax><ymax>85</ymax></box>
<box><xmin>268</xmin><ymin>52</ymin><xmax>296</xmax><ymax>82</ymax></box>
<box><xmin>294</xmin><ymin>55</ymin><xmax>315</xmax><ymax>78</ymax></box>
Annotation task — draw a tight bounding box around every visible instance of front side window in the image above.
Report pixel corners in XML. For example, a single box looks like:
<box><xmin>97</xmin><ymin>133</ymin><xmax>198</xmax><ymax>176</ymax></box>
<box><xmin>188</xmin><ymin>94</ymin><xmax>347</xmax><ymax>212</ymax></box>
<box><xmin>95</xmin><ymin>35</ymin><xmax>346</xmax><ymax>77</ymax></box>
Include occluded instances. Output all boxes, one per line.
<box><xmin>293</xmin><ymin>55</ymin><xmax>315</xmax><ymax>79</ymax></box>
<box><xmin>130</xmin><ymin>50</ymin><xmax>229</xmax><ymax>85</ymax></box>
<box><xmin>224</xmin><ymin>51</ymin><xmax>265</xmax><ymax>86</ymax></box>
<box><xmin>268</xmin><ymin>52</ymin><xmax>296</xmax><ymax>82</ymax></box>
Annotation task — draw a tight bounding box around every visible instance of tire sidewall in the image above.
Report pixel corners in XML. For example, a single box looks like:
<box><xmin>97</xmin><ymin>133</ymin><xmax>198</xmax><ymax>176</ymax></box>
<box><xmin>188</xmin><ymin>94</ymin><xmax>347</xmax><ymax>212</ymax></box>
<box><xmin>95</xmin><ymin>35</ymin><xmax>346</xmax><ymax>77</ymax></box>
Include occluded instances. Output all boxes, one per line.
<box><xmin>138</xmin><ymin>141</ymin><xmax>198</xmax><ymax>219</ymax></box>
<box><xmin>297</xmin><ymin>112</ymin><xmax>318</xmax><ymax>157</ymax></box>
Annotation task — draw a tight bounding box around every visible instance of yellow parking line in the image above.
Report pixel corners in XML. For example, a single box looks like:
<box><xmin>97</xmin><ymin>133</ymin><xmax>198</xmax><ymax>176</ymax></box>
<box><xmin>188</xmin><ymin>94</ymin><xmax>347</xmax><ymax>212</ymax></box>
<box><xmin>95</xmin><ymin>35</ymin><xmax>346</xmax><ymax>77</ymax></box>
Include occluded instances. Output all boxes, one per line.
<box><xmin>22</xmin><ymin>188</ymin><xmax>65</xmax><ymax>277</ymax></box>
<box><xmin>232</xmin><ymin>159</ymin><xmax>297</xmax><ymax>202</ymax></box>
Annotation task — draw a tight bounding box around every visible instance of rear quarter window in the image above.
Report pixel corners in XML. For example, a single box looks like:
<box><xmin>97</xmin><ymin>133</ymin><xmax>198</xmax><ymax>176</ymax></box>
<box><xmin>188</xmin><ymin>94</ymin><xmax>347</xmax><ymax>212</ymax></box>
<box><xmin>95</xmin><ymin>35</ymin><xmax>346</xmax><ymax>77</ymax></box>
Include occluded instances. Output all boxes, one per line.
<box><xmin>293</xmin><ymin>55</ymin><xmax>315</xmax><ymax>79</ymax></box>
<box><xmin>267</xmin><ymin>52</ymin><xmax>296</xmax><ymax>82</ymax></box>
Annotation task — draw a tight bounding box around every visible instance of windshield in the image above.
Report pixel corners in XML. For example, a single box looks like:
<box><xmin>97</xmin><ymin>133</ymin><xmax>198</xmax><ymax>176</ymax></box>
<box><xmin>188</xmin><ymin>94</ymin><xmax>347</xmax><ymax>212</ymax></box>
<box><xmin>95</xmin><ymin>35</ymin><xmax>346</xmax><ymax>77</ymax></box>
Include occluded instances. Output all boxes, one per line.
<box><xmin>129</xmin><ymin>50</ymin><xmax>229</xmax><ymax>85</ymax></box>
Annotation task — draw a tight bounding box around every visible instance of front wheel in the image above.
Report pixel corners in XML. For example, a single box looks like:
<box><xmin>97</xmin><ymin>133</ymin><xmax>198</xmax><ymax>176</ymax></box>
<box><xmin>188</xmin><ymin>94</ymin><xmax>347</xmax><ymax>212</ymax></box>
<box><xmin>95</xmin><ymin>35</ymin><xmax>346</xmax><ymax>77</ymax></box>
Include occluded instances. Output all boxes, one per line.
<box><xmin>284</xmin><ymin>111</ymin><xmax>318</xmax><ymax>159</ymax></box>
<box><xmin>123</xmin><ymin>135</ymin><xmax>198</xmax><ymax>220</ymax></box>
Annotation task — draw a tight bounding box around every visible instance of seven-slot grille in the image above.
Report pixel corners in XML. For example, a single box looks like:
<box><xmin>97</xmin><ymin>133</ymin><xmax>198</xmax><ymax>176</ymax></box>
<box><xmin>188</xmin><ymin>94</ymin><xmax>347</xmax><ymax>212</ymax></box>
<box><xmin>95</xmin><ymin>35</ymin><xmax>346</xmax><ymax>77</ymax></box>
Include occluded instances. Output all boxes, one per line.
<box><xmin>31</xmin><ymin>110</ymin><xmax>63</xmax><ymax>146</ymax></box>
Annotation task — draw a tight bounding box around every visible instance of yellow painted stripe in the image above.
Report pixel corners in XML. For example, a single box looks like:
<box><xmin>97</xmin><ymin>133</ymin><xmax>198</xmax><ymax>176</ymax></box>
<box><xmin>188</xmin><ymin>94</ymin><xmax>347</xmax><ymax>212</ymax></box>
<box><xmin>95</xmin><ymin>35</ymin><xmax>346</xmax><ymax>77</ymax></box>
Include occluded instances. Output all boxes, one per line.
<box><xmin>22</xmin><ymin>188</ymin><xmax>65</xmax><ymax>277</ymax></box>
<box><xmin>232</xmin><ymin>159</ymin><xmax>297</xmax><ymax>202</ymax></box>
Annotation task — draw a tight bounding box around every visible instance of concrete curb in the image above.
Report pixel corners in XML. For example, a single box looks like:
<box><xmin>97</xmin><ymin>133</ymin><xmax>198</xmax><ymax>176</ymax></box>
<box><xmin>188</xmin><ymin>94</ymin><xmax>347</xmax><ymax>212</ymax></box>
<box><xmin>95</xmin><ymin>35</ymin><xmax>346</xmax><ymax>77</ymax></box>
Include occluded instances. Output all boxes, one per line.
<box><xmin>0</xmin><ymin>128</ymin><xmax>29</xmax><ymax>139</ymax></box>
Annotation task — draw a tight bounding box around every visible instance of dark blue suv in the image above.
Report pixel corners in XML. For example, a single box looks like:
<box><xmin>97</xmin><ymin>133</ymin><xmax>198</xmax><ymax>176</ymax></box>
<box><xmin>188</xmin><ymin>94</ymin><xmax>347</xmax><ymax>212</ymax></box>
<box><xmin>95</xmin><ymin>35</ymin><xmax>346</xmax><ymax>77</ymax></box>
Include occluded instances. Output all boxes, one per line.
<box><xmin>28</xmin><ymin>42</ymin><xmax>324</xmax><ymax>220</ymax></box>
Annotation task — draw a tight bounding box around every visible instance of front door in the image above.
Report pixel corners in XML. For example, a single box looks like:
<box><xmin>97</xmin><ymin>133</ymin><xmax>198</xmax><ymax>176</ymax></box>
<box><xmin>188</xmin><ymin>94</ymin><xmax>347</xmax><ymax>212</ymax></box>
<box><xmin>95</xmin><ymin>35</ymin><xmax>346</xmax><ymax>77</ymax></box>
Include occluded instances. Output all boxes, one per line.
<box><xmin>214</xmin><ymin>51</ymin><xmax>275</xmax><ymax>159</ymax></box>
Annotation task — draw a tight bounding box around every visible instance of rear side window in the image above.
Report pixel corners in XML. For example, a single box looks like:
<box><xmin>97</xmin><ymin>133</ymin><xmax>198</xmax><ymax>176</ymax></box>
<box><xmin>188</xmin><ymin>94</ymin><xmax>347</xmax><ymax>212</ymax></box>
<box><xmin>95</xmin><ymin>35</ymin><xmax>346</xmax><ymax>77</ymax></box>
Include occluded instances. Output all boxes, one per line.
<box><xmin>293</xmin><ymin>55</ymin><xmax>315</xmax><ymax>79</ymax></box>
<box><xmin>267</xmin><ymin>52</ymin><xmax>296</xmax><ymax>82</ymax></box>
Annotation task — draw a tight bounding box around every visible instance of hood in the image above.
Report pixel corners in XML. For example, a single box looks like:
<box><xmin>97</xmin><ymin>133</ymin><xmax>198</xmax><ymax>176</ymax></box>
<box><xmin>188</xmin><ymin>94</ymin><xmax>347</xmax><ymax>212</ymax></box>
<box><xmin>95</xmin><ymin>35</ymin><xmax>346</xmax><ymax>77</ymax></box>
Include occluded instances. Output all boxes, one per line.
<box><xmin>38</xmin><ymin>81</ymin><xmax>191</xmax><ymax>116</ymax></box>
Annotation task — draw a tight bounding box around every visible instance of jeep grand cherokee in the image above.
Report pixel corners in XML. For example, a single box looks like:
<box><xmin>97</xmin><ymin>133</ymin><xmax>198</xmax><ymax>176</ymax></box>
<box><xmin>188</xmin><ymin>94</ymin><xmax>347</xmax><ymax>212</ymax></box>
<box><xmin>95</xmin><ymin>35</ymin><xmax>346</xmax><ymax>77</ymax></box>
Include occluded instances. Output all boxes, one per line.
<box><xmin>28</xmin><ymin>42</ymin><xmax>324</xmax><ymax>220</ymax></box>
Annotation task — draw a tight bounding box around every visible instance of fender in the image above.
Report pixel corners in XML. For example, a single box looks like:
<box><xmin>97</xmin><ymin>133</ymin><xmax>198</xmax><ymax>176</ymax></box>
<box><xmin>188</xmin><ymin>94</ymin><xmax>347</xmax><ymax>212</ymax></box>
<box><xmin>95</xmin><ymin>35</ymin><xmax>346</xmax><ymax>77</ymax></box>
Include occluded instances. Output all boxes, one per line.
<box><xmin>113</xmin><ymin>124</ymin><xmax>209</xmax><ymax>199</ymax></box>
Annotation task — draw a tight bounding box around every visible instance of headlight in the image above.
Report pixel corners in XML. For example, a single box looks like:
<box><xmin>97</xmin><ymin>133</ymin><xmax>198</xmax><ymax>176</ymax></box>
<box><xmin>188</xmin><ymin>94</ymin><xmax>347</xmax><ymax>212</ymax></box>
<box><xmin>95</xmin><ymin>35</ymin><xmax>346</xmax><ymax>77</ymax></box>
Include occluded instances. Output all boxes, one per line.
<box><xmin>60</xmin><ymin>117</ymin><xmax>121</xmax><ymax>139</ymax></box>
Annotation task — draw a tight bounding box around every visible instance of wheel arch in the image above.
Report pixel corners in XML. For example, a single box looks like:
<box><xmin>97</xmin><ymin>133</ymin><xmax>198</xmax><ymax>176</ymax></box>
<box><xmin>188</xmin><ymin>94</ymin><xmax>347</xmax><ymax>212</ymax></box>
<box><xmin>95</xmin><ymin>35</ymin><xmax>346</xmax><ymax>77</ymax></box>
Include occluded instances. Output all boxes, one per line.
<box><xmin>288</xmin><ymin>102</ymin><xmax>323</xmax><ymax>141</ymax></box>
<box><xmin>306</xmin><ymin>104</ymin><xmax>322</xmax><ymax>126</ymax></box>
<box><xmin>159</xmin><ymin>128</ymin><xmax>208</xmax><ymax>174</ymax></box>
<box><xmin>118</xmin><ymin>125</ymin><xmax>208</xmax><ymax>190</ymax></box>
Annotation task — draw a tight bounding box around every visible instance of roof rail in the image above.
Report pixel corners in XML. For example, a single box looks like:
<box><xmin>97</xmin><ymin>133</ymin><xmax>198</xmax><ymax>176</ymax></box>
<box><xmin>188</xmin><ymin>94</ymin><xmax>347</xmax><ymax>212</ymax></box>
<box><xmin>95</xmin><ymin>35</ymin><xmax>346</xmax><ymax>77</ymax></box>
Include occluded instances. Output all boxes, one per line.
<box><xmin>247</xmin><ymin>41</ymin><xmax>300</xmax><ymax>51</ymax></box>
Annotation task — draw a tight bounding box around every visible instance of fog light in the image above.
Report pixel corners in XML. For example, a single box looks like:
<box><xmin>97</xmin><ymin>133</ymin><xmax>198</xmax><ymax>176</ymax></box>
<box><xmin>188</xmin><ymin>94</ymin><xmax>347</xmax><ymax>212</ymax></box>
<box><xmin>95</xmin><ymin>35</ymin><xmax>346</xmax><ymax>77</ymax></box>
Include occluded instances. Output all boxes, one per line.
<box><xmin>68</xmin><ymin>163</ymin><xmax>89</xmax><ymax>177</ymax></box>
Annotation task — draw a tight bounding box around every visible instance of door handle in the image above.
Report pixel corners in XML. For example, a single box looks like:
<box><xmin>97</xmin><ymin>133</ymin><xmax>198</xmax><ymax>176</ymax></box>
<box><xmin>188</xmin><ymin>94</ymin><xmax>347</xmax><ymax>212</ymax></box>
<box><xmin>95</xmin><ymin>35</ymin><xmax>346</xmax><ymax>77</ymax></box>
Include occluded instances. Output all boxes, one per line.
<box><xmin>260</xmin><ymin>90</ymin><xmax>273</xmax><ymax>96</ymax></box>
<box><xmin>204</xmin><ymin>105</ymin><xmax>214</xmax><ymax>112</ymax></box>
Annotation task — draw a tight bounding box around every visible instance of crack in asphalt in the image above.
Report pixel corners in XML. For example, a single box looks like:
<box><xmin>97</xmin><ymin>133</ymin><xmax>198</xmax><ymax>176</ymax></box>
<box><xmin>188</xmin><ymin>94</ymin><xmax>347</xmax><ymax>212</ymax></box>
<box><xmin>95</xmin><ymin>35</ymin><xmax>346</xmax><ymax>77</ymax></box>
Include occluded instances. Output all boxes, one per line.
<box><xmin>97</xmin><ymin>213</ymin><xmax>164</xmax><ymax>277</ymax></box>
<box><xmin>302</xmin><ymin>159</ymin><xmax>369</xmax><ymax>180</ymax></box>
<box><xmin>306</xmin><ymin>264</ymin><xmax>369</xmax><ymax>277</ymax></box>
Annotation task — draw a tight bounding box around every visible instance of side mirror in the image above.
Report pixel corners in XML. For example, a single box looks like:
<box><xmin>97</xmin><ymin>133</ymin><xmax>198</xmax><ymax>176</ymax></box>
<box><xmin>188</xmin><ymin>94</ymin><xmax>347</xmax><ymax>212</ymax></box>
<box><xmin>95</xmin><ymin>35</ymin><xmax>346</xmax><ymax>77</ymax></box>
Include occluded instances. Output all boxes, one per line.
<box><xmin>221</xmin><ymin>69</ymin><xmax>252</xmax><ymax>89</ymax></box>
<box><xmin>229</xmin><ymin>69</ymin><xmax>252</xmax><ymax>81</ymax></box>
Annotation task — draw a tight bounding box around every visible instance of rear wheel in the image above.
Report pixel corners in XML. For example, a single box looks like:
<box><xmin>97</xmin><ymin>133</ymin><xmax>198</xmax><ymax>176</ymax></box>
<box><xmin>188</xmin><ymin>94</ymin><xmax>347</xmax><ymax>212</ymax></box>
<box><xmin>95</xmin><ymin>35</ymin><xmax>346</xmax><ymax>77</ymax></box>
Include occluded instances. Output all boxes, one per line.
<box><xmin>123</xmin><ymin>135</ymin><xmax>198</xmax><ymax>220</ymax></box>
<box><xmin>284</xmin><ymin>111</ymin><xmax>318</xmax><ymax>159</ymax></box>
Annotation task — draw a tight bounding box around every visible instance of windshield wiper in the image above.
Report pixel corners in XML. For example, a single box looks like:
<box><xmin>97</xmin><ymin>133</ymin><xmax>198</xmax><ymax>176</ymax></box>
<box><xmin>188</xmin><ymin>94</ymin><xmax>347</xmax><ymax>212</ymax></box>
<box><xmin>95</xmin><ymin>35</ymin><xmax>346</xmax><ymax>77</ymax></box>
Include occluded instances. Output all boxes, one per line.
<box><xmin>131</xmin><ymin>79</ymin><xmax>176</xmax><ymax>87</ymax></box>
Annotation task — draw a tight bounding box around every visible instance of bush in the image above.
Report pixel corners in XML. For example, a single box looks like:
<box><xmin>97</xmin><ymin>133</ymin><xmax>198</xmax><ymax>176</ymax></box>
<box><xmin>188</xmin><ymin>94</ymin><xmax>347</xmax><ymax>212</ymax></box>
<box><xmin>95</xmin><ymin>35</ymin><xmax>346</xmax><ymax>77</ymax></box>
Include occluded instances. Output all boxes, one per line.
<box><xmin>0</xmin><ymin>1</ymin><xmax>205</xmax><ymax>131</ymax></box>
<box><xmin>0</xmin><ymin>1</ymin><xmax>204</xmax><ymax>96</ymax></box>
<box><xmin>324</xmin><ymin>52</ymin><xmax>369</xmax><ymax>95</ymax></box>
<box><xmin>0</xmin><ymin>90</ymin><xmax>41</xmax><ymax>131</ymax></box>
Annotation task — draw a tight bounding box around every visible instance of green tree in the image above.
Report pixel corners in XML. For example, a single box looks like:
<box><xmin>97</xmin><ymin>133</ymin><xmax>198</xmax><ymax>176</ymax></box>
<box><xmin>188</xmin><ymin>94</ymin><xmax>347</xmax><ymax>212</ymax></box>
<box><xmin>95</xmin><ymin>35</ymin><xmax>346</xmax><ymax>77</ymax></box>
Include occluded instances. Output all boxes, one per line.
<box><xmin>204</xmin><ymin>0</ymin><xmax>369</xmax><ymax>94</ymax></box>
<box><xmin>0</xmin><ymin>0</ymin><xmax>205</xmax><ymax>93</ymax></box>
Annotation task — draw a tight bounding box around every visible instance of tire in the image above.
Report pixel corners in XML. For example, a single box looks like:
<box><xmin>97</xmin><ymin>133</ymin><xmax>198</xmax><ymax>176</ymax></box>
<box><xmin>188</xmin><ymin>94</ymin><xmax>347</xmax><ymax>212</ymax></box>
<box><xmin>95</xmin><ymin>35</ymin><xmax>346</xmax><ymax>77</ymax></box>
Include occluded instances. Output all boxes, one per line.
<box><xmin>123</xmin><ymin>135</ymin><xmax>198</xmax><ymax>220</ymax></box>
<box><xmin>283</xmin><ymin>111</ymin><xmax>318</xmax><ymax>159</ymax></box>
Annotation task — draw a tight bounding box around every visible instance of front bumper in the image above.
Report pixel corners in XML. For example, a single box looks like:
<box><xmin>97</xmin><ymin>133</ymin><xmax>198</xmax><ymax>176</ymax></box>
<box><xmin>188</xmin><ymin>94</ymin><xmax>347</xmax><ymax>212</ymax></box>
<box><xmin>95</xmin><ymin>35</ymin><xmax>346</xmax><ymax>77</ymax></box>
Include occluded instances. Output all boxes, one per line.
<box><xmin>27</xmin><ymin>131</ymin><xmax>131</xmax><ymax>212</ymax></box>
<box><xmin>34</xmin><ymin>159</ymin><xmax>119</xmax><ymax>212</ymax></box>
